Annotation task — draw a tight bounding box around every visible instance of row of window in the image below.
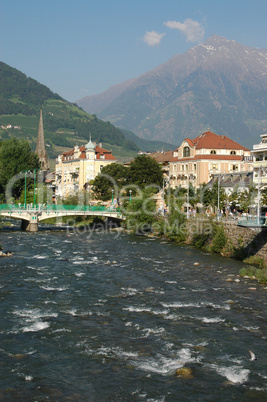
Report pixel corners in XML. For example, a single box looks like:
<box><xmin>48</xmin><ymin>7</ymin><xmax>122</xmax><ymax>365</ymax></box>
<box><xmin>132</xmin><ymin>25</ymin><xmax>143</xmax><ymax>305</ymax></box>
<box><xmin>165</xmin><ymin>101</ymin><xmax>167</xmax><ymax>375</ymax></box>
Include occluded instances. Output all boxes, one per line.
<box><xmin>172</xmin><ymin>164</ymin><xmax>197</xmax><ymax>171</ymax></box>
<box><xmin>182</xmin><ymin>146</ymin><xmax>237</xmax><ymax>157</ymax></box>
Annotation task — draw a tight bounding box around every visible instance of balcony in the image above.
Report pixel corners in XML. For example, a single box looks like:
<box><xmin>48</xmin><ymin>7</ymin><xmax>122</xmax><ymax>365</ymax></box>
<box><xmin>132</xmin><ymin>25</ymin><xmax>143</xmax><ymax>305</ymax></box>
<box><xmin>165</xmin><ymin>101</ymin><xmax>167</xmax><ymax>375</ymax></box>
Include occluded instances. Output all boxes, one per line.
<box><xmin>252</xmin><ymin>143</ymin><xmax>267</xmax><ymax>151</ymax></box>
<box><xmin>253</xmin><ymin>160</ymin><xmax>267</xmax><ymax>169</ymax></box>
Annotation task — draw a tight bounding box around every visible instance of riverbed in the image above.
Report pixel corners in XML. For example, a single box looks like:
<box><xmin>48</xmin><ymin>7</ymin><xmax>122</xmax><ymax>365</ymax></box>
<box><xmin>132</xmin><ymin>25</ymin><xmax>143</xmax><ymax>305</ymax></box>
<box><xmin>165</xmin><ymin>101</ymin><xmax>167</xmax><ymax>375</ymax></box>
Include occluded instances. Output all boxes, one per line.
<box><xmin>0</xmin><ymin>225</ymin><xmax>266</xmax><ymax>401</ymax></box>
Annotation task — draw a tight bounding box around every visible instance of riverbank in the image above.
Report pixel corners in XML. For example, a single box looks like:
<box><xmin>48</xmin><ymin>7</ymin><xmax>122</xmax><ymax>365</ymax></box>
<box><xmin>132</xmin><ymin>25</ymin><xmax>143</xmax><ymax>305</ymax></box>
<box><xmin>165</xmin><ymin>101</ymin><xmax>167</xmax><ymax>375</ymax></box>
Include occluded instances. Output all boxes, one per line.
<box><xmin>123</xmin><ymin>213</ymin><xmax>267</xmax><ymax>285</ymax></box>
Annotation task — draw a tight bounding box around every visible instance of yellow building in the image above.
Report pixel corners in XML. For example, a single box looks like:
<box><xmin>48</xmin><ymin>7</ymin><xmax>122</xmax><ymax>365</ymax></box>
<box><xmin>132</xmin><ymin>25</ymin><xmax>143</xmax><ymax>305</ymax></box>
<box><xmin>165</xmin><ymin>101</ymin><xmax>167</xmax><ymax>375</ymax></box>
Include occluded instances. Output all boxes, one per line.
<box><xmin>54</xmin><ymin>139</ymin><xmax>117</xmax><ymax>198</ymax></box>
<box><xmin>169</xmin><ymin>131</ymin><xmax>253</xmax><ymax>188</ymax></box>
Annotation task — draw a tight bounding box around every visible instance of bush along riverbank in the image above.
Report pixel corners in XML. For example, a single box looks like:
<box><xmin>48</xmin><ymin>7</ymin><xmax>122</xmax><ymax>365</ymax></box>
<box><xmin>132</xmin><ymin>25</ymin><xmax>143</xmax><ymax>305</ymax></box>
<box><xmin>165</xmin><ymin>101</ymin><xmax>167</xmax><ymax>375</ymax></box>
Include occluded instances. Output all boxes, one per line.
<box><xmin>123</xmin><ymin>194</ymin><xmax>267</xmax><ymax>284</ymax></box>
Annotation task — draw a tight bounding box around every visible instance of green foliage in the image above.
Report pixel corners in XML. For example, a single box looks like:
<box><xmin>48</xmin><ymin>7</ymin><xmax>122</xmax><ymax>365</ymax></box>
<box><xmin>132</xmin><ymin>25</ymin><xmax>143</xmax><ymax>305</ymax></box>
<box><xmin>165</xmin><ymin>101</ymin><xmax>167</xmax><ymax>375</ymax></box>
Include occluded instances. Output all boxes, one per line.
<box><xmin>124</xmin><ymin>188</ymin><xmax>157</xmax><ymax>234</ymax></box>
<box><xmin>0</xmin><ymin>137</ymin><xmax>40</xmax><ymax>201</ymax></box>
<box><xmin>240</xmin><ymin>265</ymin><xmax>267</xmax><ymax>284</ymax></box>
<box><xmin>210</xmin><ymin>223</ymin><xmax>227</xmax><ymax>253</ymax></box>
<box><xmin>0</xmin><ymin>62</ymin><xmax>140</xmax><ymax>160</ymax></box>
<box><xmin>0</xmin><ymin>61</ymin><xmax>62</xmax><ymax>115</ymax></box>
<box><xmin>192</xmin><ymin>233</ymin><xmax>210</xmax><ymax>249</ymax></box>
<box><xmin>60</xmin><ymin>194</ymin><xmax>79</xmax><ymax>206</ymax></box>
<box><xmin>127</xmin><ymin>155</ymin><xmax>163</xmax><ymax>189</ymax></box>
<box><xmin>163</xmin><ymin>206</ymin><xmax>187</xmax><ymax>242</ymax></box>
<box><xmin>93</xmin><ymin>155</ymin><xmax>163</xmax><ymax>202</ymax></box>
<box><xmin>92</xmin><ymin>163</ymin><xmax>128</xmax><ymax>201</ymax></box>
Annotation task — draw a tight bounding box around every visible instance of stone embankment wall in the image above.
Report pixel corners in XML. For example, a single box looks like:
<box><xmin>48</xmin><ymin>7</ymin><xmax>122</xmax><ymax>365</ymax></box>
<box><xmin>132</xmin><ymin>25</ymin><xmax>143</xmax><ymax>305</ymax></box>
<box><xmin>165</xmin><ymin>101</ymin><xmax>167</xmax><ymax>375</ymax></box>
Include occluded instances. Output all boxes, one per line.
<box><xmin>222</xmin><ymin>222</ymin><xmax>267</xmax><ymax>261</ymax></box>
<box><xmin>186</xmin><ymin>219</ymin><xmax>267</xmax><ymax>262</ymax></box>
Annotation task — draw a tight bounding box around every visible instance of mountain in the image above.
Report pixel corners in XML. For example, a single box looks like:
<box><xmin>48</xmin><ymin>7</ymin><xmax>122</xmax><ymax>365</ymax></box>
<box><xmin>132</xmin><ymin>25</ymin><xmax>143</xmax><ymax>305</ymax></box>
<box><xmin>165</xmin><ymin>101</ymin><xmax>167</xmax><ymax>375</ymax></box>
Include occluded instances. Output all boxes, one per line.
<box><xmin>77</xmin><ymin>35</ymin><xmax>267</xmax><ymax>149</ymax></box>
<box><xmin>0</xmin><ymin>61</ymin><xmax>142</xmax><ymax>163</ymax></box>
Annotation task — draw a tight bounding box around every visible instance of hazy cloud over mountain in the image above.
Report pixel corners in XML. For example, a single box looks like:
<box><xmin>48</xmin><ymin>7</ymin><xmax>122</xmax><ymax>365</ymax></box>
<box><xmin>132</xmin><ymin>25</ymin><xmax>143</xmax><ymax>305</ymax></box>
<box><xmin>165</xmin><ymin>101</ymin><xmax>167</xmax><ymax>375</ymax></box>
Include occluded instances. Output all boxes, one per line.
<box><xmin>164</xmin><ymin>18</ymin><xmax>205</xmax><ymax>42</ymax></box>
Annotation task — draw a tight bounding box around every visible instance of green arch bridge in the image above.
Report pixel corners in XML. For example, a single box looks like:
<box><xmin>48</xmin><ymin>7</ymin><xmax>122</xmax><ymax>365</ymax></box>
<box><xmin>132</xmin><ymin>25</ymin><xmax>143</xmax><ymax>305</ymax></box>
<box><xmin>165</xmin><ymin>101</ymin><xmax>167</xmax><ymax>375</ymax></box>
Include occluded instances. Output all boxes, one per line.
<box><xmin>0</xmin><ymin>204</ymin><xmax>125</xmax><ymax>232</ymax></box>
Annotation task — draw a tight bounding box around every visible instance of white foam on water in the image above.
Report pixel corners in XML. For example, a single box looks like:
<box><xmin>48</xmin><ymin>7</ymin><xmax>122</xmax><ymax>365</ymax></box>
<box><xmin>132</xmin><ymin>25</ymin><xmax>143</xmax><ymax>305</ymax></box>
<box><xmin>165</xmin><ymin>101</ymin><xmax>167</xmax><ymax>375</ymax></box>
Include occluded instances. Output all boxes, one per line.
<box><xmin>22</xmin><ymin>321</ymin><xmax>50</xmax><ymax>332</ymax></box>
<box><xmin>201</xmin><ymin>302</ymin><xmax>231</xmax><ymax>310</ymax></box>
<box><xmin>64</xmin><ymin>308</ymin><xmax>77</xmax><ymax>316</ymax></box>
<box><xmin>53</xmin><ymin>328</ymin><xmax>71</xmax><ymax>333</ymax></box>
<box><xmin>142</xmin><ymin>327</ymin><xmax>166</xmax><ymax>337</ymax></box>
<box><xmin>132</xmin><ymin>348</ymin><xmax>198</xmax><ymax>376</ymax></box>
<box><xmin>13</xmin><ymin>308</ymin><xmax>58</xmax><ymax>319</ymax></box>
<box><xmin>75</xmin><ymin>272</ymin><xmax>86</xmax><ymax>277</ymax></box>
<box><xmin>161</xmin><ymin>302</ymin><xmax>201</xmax><ymax>308</ymax></box>
<box><xmin>40</xmin><ymin>286</ymin><xmax>68</xmax><ymax>291</ymax></box>
<box><xmin>72</xmin><ymin>261</ymin><xmax>86</xmax><ymax>265</ymax></box>
<box><xmin>200</xmin><ymin>317</ymin><xmax>225</xmax><ymax>324</ymax></box>
<box><xmin>211</xmin><ymin>364</ymin><xmax>250</xmax><ymax>384</ymax></box>
<box><xmin>123</xmin><ymin>306</ymin><xmax>169</xmax><ymax>316</ymax></box>
<box><xmin>32</xmin><ymin>255</ymin><xmax>47</xmax><ymax>259</ymax></box>
<box><xmin>25</xmin><ymin>375</ymin><xmax>33</xmax><ymax>381</ymax></box>
<box><xmin>164</xmin><ymin>281</ymin><xmax>177</xmax><ymax>284</ymax></box>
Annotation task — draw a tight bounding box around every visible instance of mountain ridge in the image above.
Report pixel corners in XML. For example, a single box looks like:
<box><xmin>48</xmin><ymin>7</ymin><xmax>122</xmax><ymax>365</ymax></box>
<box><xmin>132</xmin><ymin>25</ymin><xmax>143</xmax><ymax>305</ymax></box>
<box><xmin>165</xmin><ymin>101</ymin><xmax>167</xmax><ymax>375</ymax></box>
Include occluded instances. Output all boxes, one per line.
<box><xmin>0</xmin><ymin>61</ymin><xmax>175</xmax><ymax>163</ymax></box>
<box><xmin>77</xmin><ymin>35</ymin><xmax>267</xmax><ymax>148</ymax></box>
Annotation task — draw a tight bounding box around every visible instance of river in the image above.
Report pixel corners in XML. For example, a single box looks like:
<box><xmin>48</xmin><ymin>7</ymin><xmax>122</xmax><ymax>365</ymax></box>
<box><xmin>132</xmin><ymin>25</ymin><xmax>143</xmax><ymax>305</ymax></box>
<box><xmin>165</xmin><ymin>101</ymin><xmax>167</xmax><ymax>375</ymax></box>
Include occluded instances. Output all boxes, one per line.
<box><xmin>0</xmin><ymin>224</ymin><xmax>266</xmax><ymax>401</ymax></box>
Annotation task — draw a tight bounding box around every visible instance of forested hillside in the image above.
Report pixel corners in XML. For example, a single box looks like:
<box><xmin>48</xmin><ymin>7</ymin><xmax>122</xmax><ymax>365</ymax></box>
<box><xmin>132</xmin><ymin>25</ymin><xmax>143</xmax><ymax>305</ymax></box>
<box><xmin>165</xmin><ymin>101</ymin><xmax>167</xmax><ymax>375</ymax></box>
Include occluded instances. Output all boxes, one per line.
<box><xmin>0</xmin><ymin>62</ymin><xmax>139</xmax><ymax>163</ymax></box>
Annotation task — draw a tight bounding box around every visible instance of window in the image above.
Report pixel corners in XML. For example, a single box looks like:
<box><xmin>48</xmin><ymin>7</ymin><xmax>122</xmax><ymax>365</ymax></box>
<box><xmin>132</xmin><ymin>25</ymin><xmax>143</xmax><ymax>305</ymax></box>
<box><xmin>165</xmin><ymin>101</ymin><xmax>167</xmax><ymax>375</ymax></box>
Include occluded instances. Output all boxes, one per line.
<box><xmin>210</xmin><ymin>164</ymin><xmax>218</xmax><ymax>171</ymax></box>
<box><xmin>183</xmin><ymin>146</ymin><xmax>190</xmax><ymax>157</ymax></box>
<box><xmin>230</xmin><ymin>150</ymin><xmax>236</xmax><ymax>155</ymax></box>
<box><xmin>210</xmin><ymin>150</ymin><xmax>216</xmax><ymax>154</ymax></box>
<box><xmin>231</xmin><ymin>164</ymin><xmax>238</xmax><ymax>171</ymax></box>
<box><xmin>194</xmin><ymin>164</ymin><xmax>197</xmax><ymax>171</ymax></box>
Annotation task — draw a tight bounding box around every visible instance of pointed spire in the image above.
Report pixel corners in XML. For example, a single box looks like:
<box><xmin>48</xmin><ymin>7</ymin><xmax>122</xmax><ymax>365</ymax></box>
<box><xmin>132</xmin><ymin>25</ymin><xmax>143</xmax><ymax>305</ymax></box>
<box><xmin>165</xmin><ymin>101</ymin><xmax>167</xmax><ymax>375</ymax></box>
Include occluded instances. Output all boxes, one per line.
<box><xmin>36</xmin><ymin>108</ymin><xmax>49</xmax><ymax>171</ymax></box>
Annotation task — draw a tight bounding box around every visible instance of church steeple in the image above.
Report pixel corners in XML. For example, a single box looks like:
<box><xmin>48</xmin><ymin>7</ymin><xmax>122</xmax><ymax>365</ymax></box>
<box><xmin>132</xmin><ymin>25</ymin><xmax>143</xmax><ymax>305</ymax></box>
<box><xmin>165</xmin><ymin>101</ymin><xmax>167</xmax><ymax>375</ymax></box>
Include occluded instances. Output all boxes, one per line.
<box><xmin>36</xmin><ymin>108</ymin><xmax>49</xmax><ymax>171</ymax></box>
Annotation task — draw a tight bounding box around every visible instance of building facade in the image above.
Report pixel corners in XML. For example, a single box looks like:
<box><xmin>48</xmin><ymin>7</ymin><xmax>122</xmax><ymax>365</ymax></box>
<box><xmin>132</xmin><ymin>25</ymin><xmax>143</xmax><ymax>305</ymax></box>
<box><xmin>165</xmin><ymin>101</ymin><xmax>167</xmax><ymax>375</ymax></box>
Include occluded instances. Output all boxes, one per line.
<box><xmin>169</xmin><ymin>131</ymin><xmax>253</xmax><ymax>188</ymax></box>
<box><xmin>251</xmin><ymin>133</ymin><xmax>267</xmax><ymax>187</ymax></box>
<box><xmin>54</xmin><ymin>139</ymin><xmax>116</xmax><ymax>198</ymax></box>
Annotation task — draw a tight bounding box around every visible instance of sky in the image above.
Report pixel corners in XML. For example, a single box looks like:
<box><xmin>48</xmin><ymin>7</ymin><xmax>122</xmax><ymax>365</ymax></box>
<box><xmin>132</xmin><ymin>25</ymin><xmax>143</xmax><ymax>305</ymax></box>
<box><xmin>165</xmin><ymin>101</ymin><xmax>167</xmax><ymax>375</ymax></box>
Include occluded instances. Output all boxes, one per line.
<box><xmin>1</xmin><ymin>0</ymin><xmax>266</xmax><ymax>102</ymax></box>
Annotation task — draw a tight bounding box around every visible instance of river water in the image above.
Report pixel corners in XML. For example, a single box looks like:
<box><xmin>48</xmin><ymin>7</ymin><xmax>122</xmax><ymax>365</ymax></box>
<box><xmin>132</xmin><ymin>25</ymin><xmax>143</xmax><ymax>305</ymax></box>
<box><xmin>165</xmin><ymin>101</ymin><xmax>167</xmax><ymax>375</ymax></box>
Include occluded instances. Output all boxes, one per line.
<box><xmin>0</xmin><ymin>224</ymin><xmax>266</xmax><ymax>401</ymax></box>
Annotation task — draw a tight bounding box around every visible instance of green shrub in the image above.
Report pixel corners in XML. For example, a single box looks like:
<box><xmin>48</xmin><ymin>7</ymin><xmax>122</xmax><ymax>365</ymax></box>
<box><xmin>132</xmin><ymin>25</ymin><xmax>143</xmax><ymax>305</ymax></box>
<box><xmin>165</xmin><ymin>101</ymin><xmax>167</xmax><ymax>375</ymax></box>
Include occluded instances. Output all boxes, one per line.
<box><xmin>210</xmin><ymin>224</ymin><xmax>227</xmax><ymax>253</ymax></box>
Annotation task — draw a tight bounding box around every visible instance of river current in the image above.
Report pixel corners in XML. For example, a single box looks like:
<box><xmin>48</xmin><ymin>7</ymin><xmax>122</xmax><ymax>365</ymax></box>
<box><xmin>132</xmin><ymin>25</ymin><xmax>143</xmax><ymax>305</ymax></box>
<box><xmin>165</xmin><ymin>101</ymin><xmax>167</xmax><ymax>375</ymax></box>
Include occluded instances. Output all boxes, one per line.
<box><xmin>0</xmin><ymin>224</ymin><xmax>266</xmax><ymax>401</ymax></box>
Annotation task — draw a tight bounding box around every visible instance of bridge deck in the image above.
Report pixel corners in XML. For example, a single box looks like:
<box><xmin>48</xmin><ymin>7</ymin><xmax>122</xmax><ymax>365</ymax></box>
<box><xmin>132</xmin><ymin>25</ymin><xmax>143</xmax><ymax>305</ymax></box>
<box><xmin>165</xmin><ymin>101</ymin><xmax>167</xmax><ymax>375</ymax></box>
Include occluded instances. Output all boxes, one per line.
<box><xmin>0</xmin><ymin>204</ymin><xmax>124</xmax><ymax>222</ymax></box>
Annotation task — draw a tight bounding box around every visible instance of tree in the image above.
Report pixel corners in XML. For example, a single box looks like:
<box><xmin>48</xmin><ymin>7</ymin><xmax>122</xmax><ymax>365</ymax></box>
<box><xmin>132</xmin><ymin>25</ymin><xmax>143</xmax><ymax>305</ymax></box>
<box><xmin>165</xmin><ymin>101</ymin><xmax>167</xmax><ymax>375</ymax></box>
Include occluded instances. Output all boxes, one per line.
<box><xmin>127</xmin><ymin>155</ymin><xmax>163</xmax><ymax>189</ymax></box>
<box><xmin>92</xmin><ymin>163</ymin><xmax>128</xmax><ymax>201</ymax></box>
<box><xmin>0</xmin><ymin>138</ymin><xmax>40</xmax><ymax>202</ymax></box>
<box><xmin>124</xmin><ymin>187</ymin><xmax>157</xmax><ymax>234</ymax></box>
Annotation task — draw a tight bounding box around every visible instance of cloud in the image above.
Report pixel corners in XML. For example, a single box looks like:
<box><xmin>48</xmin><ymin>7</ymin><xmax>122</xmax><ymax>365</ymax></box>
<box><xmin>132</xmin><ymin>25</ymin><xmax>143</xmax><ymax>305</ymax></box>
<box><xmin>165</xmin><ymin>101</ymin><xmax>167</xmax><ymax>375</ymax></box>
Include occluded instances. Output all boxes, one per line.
<box><xmin>164</xmin><ymin>18</ymin><xmax>204</xmax><ymax>42</ymax></box>
<box><xmin>143</xmin><ymin>31</ymin><xmax>165</xmax><ymax>47</ymax></box>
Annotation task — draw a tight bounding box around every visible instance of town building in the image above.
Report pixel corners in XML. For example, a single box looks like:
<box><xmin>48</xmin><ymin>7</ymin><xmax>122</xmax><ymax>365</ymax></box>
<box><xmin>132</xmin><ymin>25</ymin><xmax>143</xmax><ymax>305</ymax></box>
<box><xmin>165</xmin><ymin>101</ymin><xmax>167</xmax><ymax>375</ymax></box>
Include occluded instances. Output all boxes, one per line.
<box><xmin>54</xmin><ymin>138</ymin><xmax>117</xmax><ymax>199</ymax></box>
<box><xmin>251</xmin><ymin>133</ymin><xmax>267</xmax><ymax>188</ymax></box>
<box><xmin>169</xmin><ymin>131</ymin><xmax>253</xmax><ymax>189</ymax></box>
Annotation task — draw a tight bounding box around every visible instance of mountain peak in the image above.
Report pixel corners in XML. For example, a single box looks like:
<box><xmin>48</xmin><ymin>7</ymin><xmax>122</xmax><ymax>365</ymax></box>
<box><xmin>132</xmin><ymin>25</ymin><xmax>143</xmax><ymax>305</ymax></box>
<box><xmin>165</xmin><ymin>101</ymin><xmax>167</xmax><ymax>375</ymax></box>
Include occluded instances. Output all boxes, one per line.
<box><xmin>77</xmin><ymin>37</ymin><xmax>267</xmax><ymax>149</ymax></box>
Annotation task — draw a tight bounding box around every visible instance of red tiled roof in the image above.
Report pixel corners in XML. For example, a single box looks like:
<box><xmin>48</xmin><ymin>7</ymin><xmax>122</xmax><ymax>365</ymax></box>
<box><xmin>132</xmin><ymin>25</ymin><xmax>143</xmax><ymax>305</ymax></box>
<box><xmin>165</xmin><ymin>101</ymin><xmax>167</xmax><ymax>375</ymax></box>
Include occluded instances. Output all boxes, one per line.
<box><xmin>189</xmin><ymin>131</ymin><xmax>249</xmax><ymax>151</ymax></box>
<box><xmin>149</xmin><ymin>150</ymin><xmax>174</xmax><ymax>164</ymax></box>
<box><xmin>61</xmin><ymin>143</ymin><xmax>116</xmax><ymax>161</ymax></box>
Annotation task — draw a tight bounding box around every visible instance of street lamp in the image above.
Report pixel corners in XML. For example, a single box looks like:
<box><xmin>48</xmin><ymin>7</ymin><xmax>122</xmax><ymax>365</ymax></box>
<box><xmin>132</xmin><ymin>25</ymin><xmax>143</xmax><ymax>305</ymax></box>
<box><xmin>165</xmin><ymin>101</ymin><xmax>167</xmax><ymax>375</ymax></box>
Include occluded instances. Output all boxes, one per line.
<box><xmin>33</xmin><ymin>169</ymin><xmax>39</xmax><ymax>207</ymax></box>
<box><xmin>217</xmin><ymin>172</ymin><xmax>225</xmax><ymax>221</ymax></box>
<box><xmin>257</xmin><ymin>167</ymin><xmax>262</xmax><ymax>225</ymax></box>
<box><xmin>111</xmin><ymin>189</ymin><xmax>114</xmax><ymax>204</ymax></box>
<box><xmin>20</xmin><ymin>170</ymin><xmax>28</xmax><ymax>208</ymax></box>
<box><xmin>129</xmin><ymin>189</ymin><xmax>132</xmax><ymax>202</ymax></box>
<box><xmin>186</xmin><ymin>174</ymin><xmax>194</xmax><ymax>219</ymax></box>
<box><xmin>162</xmin><ymin>177</ymin><xmax>169</xmax><ymax>214</ymax></box>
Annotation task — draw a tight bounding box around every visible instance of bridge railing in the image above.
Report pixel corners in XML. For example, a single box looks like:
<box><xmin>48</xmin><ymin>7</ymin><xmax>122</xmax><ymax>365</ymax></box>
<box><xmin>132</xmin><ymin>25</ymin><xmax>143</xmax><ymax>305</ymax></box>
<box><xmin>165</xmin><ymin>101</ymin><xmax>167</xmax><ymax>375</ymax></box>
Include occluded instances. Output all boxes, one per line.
<box><xmin>0</xmin><ymin>204</ymin><xmax>121</xmax><ymax>213</ymax></box>
<box><xmin>238</xmin><ymin>215</ymin><xmax>266</xmax><ymax>227</ymax></box>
